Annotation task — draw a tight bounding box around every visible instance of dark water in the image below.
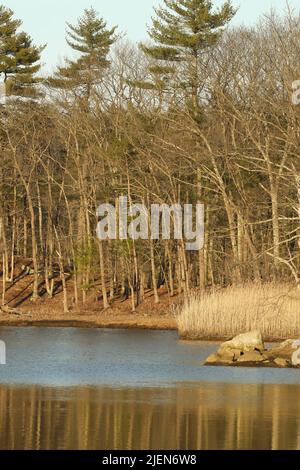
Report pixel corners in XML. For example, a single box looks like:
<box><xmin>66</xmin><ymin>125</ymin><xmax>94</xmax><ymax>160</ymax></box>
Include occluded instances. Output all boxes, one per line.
<box><xmin>0</xmin><ymin>327</ymin><xmax>300</xmax><ymax>450</ymax></box>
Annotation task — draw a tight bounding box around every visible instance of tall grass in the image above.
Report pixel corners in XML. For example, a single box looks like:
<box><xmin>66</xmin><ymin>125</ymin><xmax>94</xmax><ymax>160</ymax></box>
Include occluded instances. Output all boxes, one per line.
<box><xmin>177</xmin><ymin>284</ymin><xmax>300</xmax><ymax>340</ymax></box>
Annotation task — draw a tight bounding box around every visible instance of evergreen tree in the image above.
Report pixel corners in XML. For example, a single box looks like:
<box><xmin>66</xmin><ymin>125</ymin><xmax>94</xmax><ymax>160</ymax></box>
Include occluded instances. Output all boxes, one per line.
<box><xmin>50</xmin><ymin>7</ymin><xmax>117</xmax><ymax>101</ymax></box>
<box><xmin>0</xmin><ymin>5</ymin><xmax>44</xmax><ymax>98</ymax></box>
<box><xmin>139</xmin><ymin>0</ymin><xmax>236</xmax><ymax>111</ymax></box>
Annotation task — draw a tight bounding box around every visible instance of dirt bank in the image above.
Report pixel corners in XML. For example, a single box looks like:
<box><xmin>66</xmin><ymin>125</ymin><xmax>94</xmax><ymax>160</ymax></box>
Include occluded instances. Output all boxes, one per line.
<box><xmin>0</xmin><ymin>258</ymin><xmax>179</xmax><ymax>330</ymax></box>
<box><xmin>0</xmin><ymin>310</ymin><xmax>177</xmax><ymax>330</ymax></box>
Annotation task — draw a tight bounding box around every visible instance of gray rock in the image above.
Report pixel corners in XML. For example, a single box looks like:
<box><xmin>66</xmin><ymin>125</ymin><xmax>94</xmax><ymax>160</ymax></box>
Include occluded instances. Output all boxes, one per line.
<box><xmin>219</xmin><ymin>331</ymin><xmax>264</xmax><ymax>353</ymax></box>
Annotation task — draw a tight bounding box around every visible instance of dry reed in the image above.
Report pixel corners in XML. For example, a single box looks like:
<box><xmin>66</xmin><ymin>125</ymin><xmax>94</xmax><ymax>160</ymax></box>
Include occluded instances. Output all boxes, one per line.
<box><xmin>177</xmin><ymin>284</ymin><xmax>300</xmax><ymax>340</ymax></box>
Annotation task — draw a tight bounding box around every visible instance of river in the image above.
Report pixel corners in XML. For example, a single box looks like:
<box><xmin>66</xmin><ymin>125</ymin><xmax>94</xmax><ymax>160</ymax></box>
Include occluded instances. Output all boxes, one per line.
<box><xmin>0</xmin><ymin>327</ymin><xmax>300</xmax><ymax>450</ymax></box>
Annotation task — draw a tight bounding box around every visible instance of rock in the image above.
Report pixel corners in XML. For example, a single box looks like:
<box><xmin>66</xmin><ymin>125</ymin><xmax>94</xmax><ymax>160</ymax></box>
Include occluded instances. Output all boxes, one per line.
<box><xmin>217</xmin><ymin>349</ymin><xmax>235</xmax><ymax>361</ymax></box>
<box><xmin>205</xmin><ymin>355</ymin><xmax>233</xmax><ymax>366</ymax></box>
<box><xmin>274</xmin><ymin>358</ymin><xmax>289</xmax><ymax>368</ymax></box>
<box><xmin>273</xmin><ymin>339</ymin><xmax>300</xmax><ymax>350</ymax></box>
<box><xmin>266</xmin><ymin>343</ymin><xmax>299</xmax><ymax>361</ymax></box>
<box><xmin>217</xmin><ymin>358</ymin><xmax>233</xmax><ymax>365</ymax></box>
<box><xmin>292</xmin><ymin>348</ymin><xmax>300</xmax><ymax>367</ymax></box>
<box><xmin>273</xmin><ymin>339</ymin><xmax>291</xmax><ymax>350</ymax></box>
<box><xmin>205</xmin><ymin>354</ymin><xmax>219</xmax><ymax>364</ymax></box>
<box><xmin>217</xmin><ymin>347</ymin><xmax>242</xmax><ymax>361</ymax></box>
<box><xmin>220</xmin><ymin>331</ymin><xmax>264</xmax><ymax>353</ymax></box>
<box><xmin>236</xmin><ymin>351</ymin><xmax>267</xmax><ymax>363</ymax></box>
<box><xmin>205</xmin><ymin>349</ymin><xmax>243</xmax><ymax>366</ymax></box>
<box><xmin>259</xmin><ymin>340</ymin><xmax>300</xmax><ymax>367</ymax></box>
<box><xmin>204</xmin><ymin>333</ymin><xmax>300</xmax><ymax>368</ymax></box>
<box><xmin>232</xmin><ymin>349</ymin><xmax>243</xmax><ymax>361</ymax></box>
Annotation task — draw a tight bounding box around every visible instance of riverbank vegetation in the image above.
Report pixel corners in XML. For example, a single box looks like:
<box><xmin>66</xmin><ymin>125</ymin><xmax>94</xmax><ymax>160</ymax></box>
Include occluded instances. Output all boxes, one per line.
<box><xmin>0</xmin><ymin>2</ymin><xmax>299</xmax><ymax>327</ymax></box>
<box><xmin>177</xmin><ymin>285</ymin><xmax>300</xmax><ymax>340</ymax></box>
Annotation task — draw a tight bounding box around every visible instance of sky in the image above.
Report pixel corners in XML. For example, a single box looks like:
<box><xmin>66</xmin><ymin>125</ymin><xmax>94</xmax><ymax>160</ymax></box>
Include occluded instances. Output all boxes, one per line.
<box><xmin>3</xmin><ymin>0</ymin><xmax>300</xmax><ymax>73</ymax></box>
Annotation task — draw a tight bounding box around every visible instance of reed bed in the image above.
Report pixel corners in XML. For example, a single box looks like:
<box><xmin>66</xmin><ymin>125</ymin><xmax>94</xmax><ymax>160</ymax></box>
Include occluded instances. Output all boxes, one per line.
<box><xmin>177</xmin><ymin>284</ymin><xmax>300</xmax><ymax>340</ymax></box>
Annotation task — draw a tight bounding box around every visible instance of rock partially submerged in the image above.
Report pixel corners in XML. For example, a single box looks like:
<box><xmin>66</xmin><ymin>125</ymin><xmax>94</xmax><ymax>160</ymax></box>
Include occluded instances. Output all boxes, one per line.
<box><xmin>205</xmin><ymin>332</ymin><xmax>300</xmax><ymax>368</ymax></box>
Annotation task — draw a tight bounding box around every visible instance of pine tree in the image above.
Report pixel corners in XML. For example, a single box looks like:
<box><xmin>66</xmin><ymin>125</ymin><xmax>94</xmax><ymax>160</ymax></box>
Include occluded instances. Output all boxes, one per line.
<box><xmin>0</xmin><ymin>5</ymin><xmax>21</xmax><ymax>37</ymax></box>
<box><xmin>50</xmin><ymin>7</ymin><xmax>117</xmax><ymax>101</ymax></box>
<box><xmin>0</xmin><ymin>5</ymin><xmax>44</xmax><ymax>98</ymax></box>
<box><xmin>139</xmin><ymin>0</ymin><xmax>236</xmax><ymax>111</ymax></box>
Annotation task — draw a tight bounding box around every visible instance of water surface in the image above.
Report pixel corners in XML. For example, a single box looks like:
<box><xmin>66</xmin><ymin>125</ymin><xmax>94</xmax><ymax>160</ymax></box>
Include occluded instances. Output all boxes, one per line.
<box><xmin>0</xmin><ymin>327</ymin><xmax>300</xmax><ymax>450</ymax></box>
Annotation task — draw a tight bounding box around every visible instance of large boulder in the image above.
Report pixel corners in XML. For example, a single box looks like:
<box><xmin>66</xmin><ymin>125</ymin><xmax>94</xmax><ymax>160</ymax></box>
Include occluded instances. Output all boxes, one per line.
<box><xmin>219</xmin><ymin>330</ymin><xmax>264</xmax><ymax>353</ymax></box>
<box><xmin>204</xmin><ymin>333</ymin><xmax>300</xmax><ymax>368</ymax></box>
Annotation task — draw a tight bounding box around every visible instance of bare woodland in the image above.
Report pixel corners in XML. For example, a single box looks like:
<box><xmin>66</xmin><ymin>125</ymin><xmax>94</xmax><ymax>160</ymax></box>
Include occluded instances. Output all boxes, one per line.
<box><xmin>0</xmin><ymin>5</ymin><xmax>300</xmax><ymax>315</ymax></box>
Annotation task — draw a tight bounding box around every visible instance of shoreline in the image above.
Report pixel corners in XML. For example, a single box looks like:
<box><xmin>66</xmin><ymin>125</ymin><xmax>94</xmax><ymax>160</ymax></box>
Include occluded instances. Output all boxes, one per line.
<box><xmin>1</xmin><ymin>272</ymin><xmax>298</xmax><ymax>343</ymax></box>
<box><xmin>0</xmin><ymin>313</ymin><xmax>286</xmax><ymax>343</ymax></box>
<box><xmin>0</xmin><ymin>312</ymin><xmax>178</xmax><ymax>332</ymax></box>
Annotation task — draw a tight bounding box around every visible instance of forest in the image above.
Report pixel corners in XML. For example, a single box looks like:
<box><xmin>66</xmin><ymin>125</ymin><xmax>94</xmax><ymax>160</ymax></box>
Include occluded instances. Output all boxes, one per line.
<box><xmin>0</xmin><ymin>0</ymin><xmax>299</xmax><ymax>319</ymax></box>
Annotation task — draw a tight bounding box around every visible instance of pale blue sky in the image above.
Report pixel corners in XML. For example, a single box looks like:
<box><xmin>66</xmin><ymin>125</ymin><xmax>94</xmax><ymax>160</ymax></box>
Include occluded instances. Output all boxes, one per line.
<box><xmin>3</xmin><ymin>0</ymin><xmax>300</xmax><ymax>73</ymax></box>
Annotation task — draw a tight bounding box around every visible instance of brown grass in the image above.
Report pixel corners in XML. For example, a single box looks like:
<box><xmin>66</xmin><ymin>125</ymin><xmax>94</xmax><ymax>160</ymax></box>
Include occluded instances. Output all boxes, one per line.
<box><xmin>177</xmin><ymin>284</ymin><xmax>300</xmax><ymax>341</ymax></box>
